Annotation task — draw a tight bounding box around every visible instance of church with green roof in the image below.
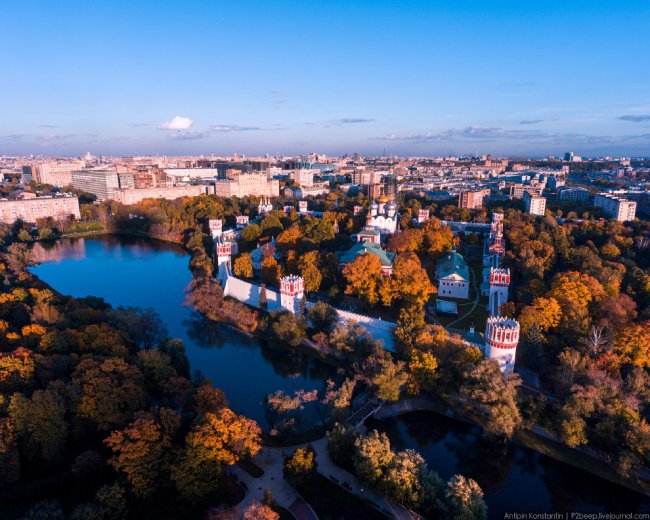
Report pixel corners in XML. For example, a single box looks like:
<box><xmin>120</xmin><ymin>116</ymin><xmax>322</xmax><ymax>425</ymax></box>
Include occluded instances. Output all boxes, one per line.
<box><xmin>337</xmin><ymin>241</ymin><xmax>396</xmax><ymax>276</ymax></box>
<box><xmin>435</xmin><ymin>247</ymin><xmax>470</xmax><ymax>299</ymax></box>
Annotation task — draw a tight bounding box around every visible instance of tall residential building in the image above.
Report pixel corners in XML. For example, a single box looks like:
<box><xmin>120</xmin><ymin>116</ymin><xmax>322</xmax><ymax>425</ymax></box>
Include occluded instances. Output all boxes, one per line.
<box><xmin>290</xmin><ymin>169</ymin><xmax>315</xmax><ymax>187</ymax></box>
<box><xmin>213</xmin><ymin>171</ymin><xmax>279</xmax><ymax>198</ymax></box>
<box><xmin>458</xmin><ymin>189</ymin><xmax>488</xmax><ymax>209</ymax></box>
<box><xmin>594</xmin><ymin>193</ymin><xmax>637</xmax><ymax>222</ymax></box>
<box><xmin>0</xmin><ymin>195</ymin><xmax>80</xmax><ymax>224</ymax></box>
<box><xmin>71</xmin><ymin>169</ymin><xmax>121</xmax><ymax>200</ymax></box>
<box><xmin>523</xmin><ymin>191</ymin><xmax>546</xmax><ymax>216</ymax></box>
<box><xmin>36</xmin><ymin>160</ymin><xmax>85</xmax><ymax>186</ymax></box>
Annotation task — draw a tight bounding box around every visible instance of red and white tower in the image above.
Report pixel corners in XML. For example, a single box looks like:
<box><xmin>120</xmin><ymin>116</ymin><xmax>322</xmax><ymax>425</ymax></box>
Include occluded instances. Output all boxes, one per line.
<box><xmin>488</xmin><ymin>267</ymin><xmax>510</xmax><ymax>316</ymax></box>
<box><xmin>279</xmin><ymin>275</ymin><xmax>304</xmax><ymax>315</ymax></box>
<box><xmin>208</xmin><ymin>219</ymin><xmax>223</xmax><ymax>239</ymax></box>
<box><xmin>485</xmin><ymin>316</ymin><xmax>519</xmax><ymax>374</ymax></box>
<box><xmin>417</xmin><ymin>209</ymin><xmax>430</xmax><ymax>224</ymax></box>
<box><xmin>215</xmin><ymin>241</ymin><xmax>232</xmax><ymax>282</ymax></box>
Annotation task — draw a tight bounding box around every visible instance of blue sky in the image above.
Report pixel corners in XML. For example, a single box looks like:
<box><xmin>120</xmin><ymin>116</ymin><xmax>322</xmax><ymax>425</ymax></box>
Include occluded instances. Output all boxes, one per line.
<box><xmin>1</xmin><ymin>0</ymin><xmax>649</xmax><ymax>157</ymax></box>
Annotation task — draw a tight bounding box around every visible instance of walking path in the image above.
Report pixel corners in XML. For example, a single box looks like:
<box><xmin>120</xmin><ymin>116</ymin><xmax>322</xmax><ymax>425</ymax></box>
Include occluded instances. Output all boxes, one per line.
<box><xmin>230</xmin><ymin>435</ymin><xmax>422</xmax><ymax>520</ymax></box>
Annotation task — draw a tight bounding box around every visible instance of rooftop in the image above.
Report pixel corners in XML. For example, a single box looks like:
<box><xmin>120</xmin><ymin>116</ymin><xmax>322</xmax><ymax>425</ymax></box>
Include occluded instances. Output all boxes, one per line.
<box><xmin>337</xmin><ymin>241</ymin><xmax>396</xmax><ymax>268</ymax></box>
<box><xmin>436</xmin><ymin>248</ymin><xmax>470</xmax><ymax>281</ymax></box>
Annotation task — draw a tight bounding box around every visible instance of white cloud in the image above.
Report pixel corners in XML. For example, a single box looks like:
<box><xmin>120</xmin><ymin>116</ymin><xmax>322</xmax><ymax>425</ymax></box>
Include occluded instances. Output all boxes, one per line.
<box><xmin>158</xmin><ymin>116</ymin><xmax>194</xmax><ymax>130</ymax></box>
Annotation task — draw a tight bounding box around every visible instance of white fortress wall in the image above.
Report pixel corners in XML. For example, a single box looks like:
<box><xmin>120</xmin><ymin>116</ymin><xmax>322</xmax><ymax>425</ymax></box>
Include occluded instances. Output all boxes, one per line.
<box><xmin>222</xmin><ymin>272</ymin><xmax>396</xmax><ymax>351</ymax></box>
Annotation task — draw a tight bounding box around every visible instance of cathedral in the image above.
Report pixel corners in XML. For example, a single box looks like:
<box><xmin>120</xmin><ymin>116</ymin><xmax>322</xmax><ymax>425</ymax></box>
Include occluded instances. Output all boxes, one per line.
<box><xmin>366</xmin><ymin>195</ymin><xmax>398</xmax><ymax>235</ymax></box>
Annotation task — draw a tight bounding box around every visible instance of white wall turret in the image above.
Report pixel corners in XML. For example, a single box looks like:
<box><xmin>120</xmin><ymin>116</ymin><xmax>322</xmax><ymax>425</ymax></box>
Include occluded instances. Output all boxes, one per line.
<box><xmin>485</xmin><ymin>316</ymin><xmax>519</xmax><ymax>374</ymax></box>
<box><xmin>279</xmin><ymin>275</ymin><xmax>304</xmax><ymax>315</ymax></box>
<box><xmin>488</xmin><ymin>267</ymin><xmax>510</xmax><ymax>316</ymax></box>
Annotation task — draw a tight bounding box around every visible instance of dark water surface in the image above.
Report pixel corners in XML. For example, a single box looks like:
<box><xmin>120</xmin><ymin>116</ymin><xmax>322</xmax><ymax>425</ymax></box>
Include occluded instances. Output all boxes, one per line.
<box><xmin>30</xmin><ymin>236</ymin><xmax>335</xmax><ymax>427</ymax></box>
<box><xmin>31</xmin><ymin>236</ymin><xmax>649</xmax><ymax>518</ymax></box>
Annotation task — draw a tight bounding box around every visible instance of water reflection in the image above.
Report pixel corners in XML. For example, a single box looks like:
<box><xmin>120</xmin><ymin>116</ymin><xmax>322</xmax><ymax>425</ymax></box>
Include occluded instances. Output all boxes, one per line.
<box><xmin>369</xmin><ymin>412</ymin><xmax>650</xmax><ymax>518</ymax></box>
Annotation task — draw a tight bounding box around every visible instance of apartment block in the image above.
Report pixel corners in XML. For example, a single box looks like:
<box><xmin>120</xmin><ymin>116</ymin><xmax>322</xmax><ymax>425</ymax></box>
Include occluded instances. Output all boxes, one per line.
<box><xmin>594</xmin><ymin>193</ymin><xmax>637</xmax><ymax>222</ymax></box>
<box><xmin>36</xmin><ymin>160</ymin><xmax>85</xmax><ymax>186</ymax></box>
<box><xmin>0</xmin><ymin>195</ymin><xmax>80</xmax><ymax>224</ymax></box>
<box><xmin>214</xmin><ymin>171</ymin><xmax>280</xmax><ymax>198</ymax></box>
<box><xmin>114</xmin><ymin>185</ymin><xmax>214</xmax><ymax>205</ymax></box>
<box><xmin>523</xmin><ymin>191</ymin><xmax>546</xmax><ymax>216</ymax></box>
<box><xmin>557</xmin><ymin>186</ymin><xmax>590</xmax><ymax>202</ymax></box>
<box><xmin>458</xmin><ymin>189</ymin><xmax>489</xmax><ymax>209</ymax></box>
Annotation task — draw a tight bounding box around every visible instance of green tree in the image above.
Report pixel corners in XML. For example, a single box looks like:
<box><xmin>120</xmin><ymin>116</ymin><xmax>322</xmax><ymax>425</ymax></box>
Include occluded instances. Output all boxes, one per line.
<box><xmin>269</xmin><ymin>311</ymin><xmax>306</xmax><ymax>348</ymax></box>
<box><xmin>72</xmin><ymin>357</ymin><xmax>147</xmax><ymax>431</ymax></box>
<box><xmin>241</xmin><ymin>223</ymin><xmax>261</xmax><ymax>244</ymax></box>
<box><xmin>9</xmin><ymin>384</ymin><xmax>68</xmax><ymax>462</ymax></box>
<box><xmin>460</xmin><ymin>360</ymin><xmax>522</xmax><ymax>437</ymax></box>
<box><xmin>306</xmin><ymin>301</ymin><xmax>338</xmax><ymax>333</ymax></box>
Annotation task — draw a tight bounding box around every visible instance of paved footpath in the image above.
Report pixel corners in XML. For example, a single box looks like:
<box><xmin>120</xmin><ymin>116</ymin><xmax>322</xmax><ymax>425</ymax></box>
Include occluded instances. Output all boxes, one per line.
<box><xmin>230</xmin><ymin>436</ymin><xmax>421</xmax><ymax>520</ymax></box>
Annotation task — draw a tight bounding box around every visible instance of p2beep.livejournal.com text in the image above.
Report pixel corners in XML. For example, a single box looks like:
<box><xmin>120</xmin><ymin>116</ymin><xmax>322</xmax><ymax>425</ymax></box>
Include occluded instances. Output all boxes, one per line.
<box><xmin>504</xmin><ymin>513</ymin><xmax>650</xmax><ymax>520</ymax></box>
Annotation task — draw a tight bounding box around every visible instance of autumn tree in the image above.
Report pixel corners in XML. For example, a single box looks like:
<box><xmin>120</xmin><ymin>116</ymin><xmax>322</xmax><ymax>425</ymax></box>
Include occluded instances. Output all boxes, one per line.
<box><xmin>353</xmin><ymin>429</ymin><xmax>394</xmax><ymax>486</ymax></box>
<box><xmin>0</xmin><ymin>417</ymin><xmax>20</xmax><ymax>484</ymax></box>
<box><xmin>298</xmin><ymin>250</ymin><xmax>322</xmax><ymax>293</ymax></box>
<box><xmin>233</xmin><ymin>253</ymin><xmax>253</xmax><ymax>279</ymax></box>
<box><xmin>172</xmin><ymin>409</ymin><xmax>261</xmax><ymax>502</ymax></box>
<box><xmin>518</xmin><ymin>297</ymin><xmax>562</xmax><ymax>335</ymax></box>
<box><xmin>445</xmin><ymin>474</ymin><xmax>488</xmax><ymax>520</ymax></box>
<box><xmin>407</xmin><ymin>350</ymin><xmax>439</xmax><ymax>394</ymax></box>
<box><xmin>611</xmin><ymin>321</ymin><xmax>650</xmax><ymax>369</ymax></box>
<box><xmin>261</xmin><ymin>256</ymin><xmax>282</xmax><ymax>286</ymax></box>
<box><xmin>283</xmin><ymin>445</ymin><xmax>317</xmax><ymax>485</ymax></box>
<box><xmin>381</xmin><ymin>253</ymin><xmax>435</xmax><ymax>307</ymax></box>
<box><xmin>342</xmin><ymin>253</ymin><xmax>384</xmax><ymax>307</ymax></box>
<box><xmin>104</xmin><ymin>417</ymin><xmax>165</xmax><ymax>497</ymax></box>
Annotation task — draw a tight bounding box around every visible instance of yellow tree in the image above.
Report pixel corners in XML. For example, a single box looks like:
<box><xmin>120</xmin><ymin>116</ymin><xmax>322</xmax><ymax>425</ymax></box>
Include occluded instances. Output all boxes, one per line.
<box><xmin>172</xmin><ymin>409</ymin><xmax>261</xmax><ymax>502</ymax></box>
<box><xmin>233</xmin><ymin>254</ymin><xmax>253</xmax><ymax>279</ymax></box>
<box><xmin>298</xmin><ymin>250</ymin><xmax>323</xmax><ymax>293</ymax></box>
<box><xmin>407</xmin><ymin>351</ymin><xmax>439</xmax><ymax>394</ymax></box>
<box><xmin>518</xmin><ymin>297</ymin><xmax>562</xmax><ymax>335</ymax></box>
<box><xmin>343</xmin><ymin>253</ymin><xmax>384</xmax><ymax>307</ymax></box>
<box><xmin>611</xmin><ymin>321</ymin><xmax>650</xmax><ymax>369</ymax></box>
<box><xmin>276</xmin><ymin>226</ymin><xmax>301</xmax><ymax>251</ymax></box>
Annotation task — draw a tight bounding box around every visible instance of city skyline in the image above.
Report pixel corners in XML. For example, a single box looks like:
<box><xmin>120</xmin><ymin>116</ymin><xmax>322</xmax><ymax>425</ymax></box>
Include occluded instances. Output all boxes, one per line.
<box><xmin>2</xmin><ymin>0</ymin><xmax>650</xmax><ymax>157</ymax></box>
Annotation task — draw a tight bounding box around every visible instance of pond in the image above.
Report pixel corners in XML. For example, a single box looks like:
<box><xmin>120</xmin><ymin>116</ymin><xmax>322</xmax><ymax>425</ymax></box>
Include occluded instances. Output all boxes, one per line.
<box><xmin>30</xmin><ymin>236</ymin><xmax>336</xmax><ymax>428</ymax></box>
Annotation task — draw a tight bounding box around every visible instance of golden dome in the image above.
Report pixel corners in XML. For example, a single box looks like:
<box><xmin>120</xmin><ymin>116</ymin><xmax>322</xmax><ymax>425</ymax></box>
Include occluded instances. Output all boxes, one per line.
<box><xmin>378</xmin><ymin>194</ymin><xmax>389</xmax><ymax>204</ymax></box>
